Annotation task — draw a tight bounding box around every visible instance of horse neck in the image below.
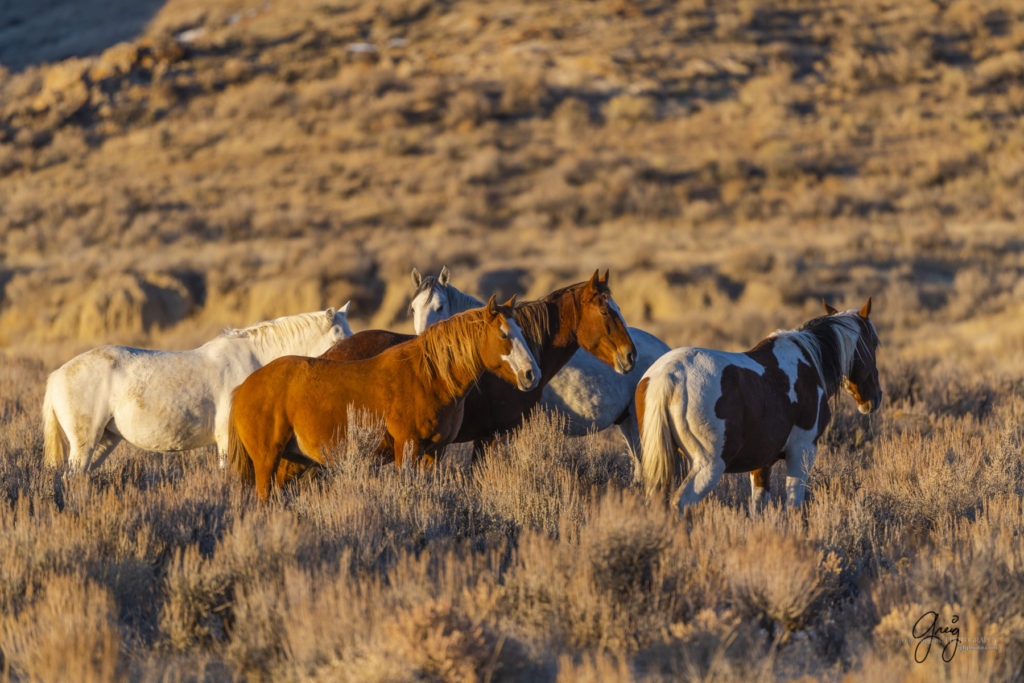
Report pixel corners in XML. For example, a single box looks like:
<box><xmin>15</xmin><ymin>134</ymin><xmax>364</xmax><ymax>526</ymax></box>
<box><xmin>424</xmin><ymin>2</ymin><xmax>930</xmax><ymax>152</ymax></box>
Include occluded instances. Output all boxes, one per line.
<box><xmin>753</xmin><ymin>325</ymin><xmax>844</xmax><ymax>399</ymax></box>
<box><xmin>519</xmin><ymin>291</ymin><xmax>581</xmax><ymax>381</ymax></box>
<box><xmin>448</xmin><ymin>285</ymin><xmax>484</xmax><ymax>313</ymax></box>
<box><xmin>237</xmin><ymin>317</ymin><xmax>330</xmax><ymax>364</ymax></box>
<box><xmin>413</xmin><ymin>315</ymin><xmax>489</xmax><ymax>403</ymax></box>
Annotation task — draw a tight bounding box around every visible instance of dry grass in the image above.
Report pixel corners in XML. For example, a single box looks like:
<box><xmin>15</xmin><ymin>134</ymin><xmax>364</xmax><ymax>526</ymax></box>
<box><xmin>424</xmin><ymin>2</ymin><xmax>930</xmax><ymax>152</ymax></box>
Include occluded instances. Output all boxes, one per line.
<box><xmin>1</xmin><ymin>354</ymin><xmax>1023</xmax><ymax>679</ymax></box>
<box><xmin>2</xmin><ymin>0</ymin><xmax>1024</xmax><ymax>679</ymax></box>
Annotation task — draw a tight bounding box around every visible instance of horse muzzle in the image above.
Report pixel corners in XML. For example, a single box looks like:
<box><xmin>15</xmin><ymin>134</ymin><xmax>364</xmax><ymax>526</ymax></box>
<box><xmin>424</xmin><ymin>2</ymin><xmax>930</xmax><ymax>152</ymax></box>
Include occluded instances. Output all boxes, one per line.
<box><xmin>614</xmin><ymin>347</ymin><xmax>637</xmax><ymax>375</ymax></box>
<box><xmin>516</xmin><ymin>367</ymin><xmax>538</xmax><ymax>391</ymax></box>
<box><xmin>857</xmin><ymin>392</ymin><xmax>883</xmax><ymax>414</ymax></box>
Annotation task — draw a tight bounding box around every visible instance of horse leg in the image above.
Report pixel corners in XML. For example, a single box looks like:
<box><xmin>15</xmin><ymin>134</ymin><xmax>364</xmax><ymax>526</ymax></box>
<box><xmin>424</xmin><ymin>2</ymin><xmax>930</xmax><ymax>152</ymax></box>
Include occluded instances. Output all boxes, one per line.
<box><xmin>66</xmin><ymin>414</ymin><xmax>115</xmax><ymax>474</ymax></box>
<box><xmin>615</xmin><ymin>402</ymin><xmax>642</xmax><ymax>481</ymax></box>
<box><xmin>676</xmin><ymin>452</ymin><xmax>725</xmax><ymax>512</ymax></box>
<box><xmin>784</xmin><ymin>441</ymin><xmax>817</xmax><ymax>508</ymax></box>
<box><xmin>749</xmin><ymin>465</ymin><xmax>772</xmax><ymax>514</ymax></box>
<box><xmin>214</xmin><ymin>405</ymin><xmax>231</xmax><ymax>469</ymax></box>
<box><xmin>87</xmin><ymin>429</ymin><xmax>122</xmax><ymax>471</ymax></box>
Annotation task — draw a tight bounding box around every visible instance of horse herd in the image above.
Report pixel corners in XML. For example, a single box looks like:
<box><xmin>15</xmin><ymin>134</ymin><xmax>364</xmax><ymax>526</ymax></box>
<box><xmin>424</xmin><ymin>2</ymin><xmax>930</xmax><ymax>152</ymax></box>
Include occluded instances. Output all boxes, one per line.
<box><xmin>42</xmin><ymin>268</ymin><xmax>882</xmax><ymax>510</ymax></box>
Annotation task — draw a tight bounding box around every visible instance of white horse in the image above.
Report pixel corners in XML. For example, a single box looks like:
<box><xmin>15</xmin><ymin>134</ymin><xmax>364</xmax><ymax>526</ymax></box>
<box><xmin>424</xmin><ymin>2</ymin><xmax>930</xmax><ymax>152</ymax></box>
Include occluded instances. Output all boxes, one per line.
<box><xmin>409</xmin><ymin>267</ymin><xmax>669</xmax><ymax>461</ymax></box>
<box><xmin>42</xmin><ymin>304</ymin><xmax>353</xmax><ymax>473</ymax></box>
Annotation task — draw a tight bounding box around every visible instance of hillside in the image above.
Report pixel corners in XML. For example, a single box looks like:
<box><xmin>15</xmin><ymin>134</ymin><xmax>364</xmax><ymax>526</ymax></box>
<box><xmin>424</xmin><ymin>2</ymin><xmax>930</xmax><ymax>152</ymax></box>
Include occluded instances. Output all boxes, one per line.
<box><xmin>0</xmin><ymin>0</ymin><xmax>1023</xmax><ymax>680</ymax></box>
<box><xmin>0</xmin><ymin>0</ymin><xmax>1021</xmax><ymax>361</ymax></box>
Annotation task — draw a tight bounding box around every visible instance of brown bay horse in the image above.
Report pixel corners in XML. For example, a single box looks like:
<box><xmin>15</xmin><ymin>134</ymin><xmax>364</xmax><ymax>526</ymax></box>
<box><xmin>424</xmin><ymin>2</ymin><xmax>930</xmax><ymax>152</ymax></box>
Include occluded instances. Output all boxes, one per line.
<box><xmin>228</xmin><ymin>296</ymin><xmax>539</xmax><ymax>500</ymax></box>
<box><xmin>321</xmin><ymin>270</ymin><xmax>637</xmax><ymax>453</ymax></box>
<box><xmin>636</xmin><ymin>299</ymin><xmax>882</xmax><ymax>512</ymax></box>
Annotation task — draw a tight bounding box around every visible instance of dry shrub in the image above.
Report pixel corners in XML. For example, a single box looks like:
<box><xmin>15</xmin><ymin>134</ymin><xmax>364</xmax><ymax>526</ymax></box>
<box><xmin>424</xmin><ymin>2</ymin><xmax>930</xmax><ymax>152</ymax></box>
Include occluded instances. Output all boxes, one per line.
<box><xmin>159</xmin><ymin>545</ymin><xmax>233</xmax><ymax>651</ymax></box>
<box><xmin>361</xmin><ymin>598</ymin><xmax>509</xmax><ymax>682</ymax></box>
<box><xmin>723</xmin><ymin>533</ymin><xmax>842</xmax><ymax>634</ymax></box>
<box><xmin>473</xmin><ymin>409</ymin><xmax>622</xmax><ymax>535</ymax></box>
<box><xmin>0</xmin><ymin>574</ymin><xmax>120</xmax><ymax>681</ymax></box>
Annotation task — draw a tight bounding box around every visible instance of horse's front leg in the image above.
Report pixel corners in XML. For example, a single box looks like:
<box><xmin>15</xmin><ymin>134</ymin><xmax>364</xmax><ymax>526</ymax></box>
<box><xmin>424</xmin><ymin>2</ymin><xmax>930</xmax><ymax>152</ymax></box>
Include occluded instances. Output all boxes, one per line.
<box><xmin>784</xmin><ymin>442</ymin><xmax>817</xmax><ymax>507</ymax></box>
<box><xmin>214</xmin><ymin>405</ymin><xmax>232</xmax><ymax>469</ymax></box>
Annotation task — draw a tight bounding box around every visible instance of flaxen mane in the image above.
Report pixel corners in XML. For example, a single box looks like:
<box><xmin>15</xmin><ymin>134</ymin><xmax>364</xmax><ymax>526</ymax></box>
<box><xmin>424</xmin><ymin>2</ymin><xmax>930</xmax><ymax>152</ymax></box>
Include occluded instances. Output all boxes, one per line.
<box><xmin>412</xmin><ymin>309</ymin><xmax>489</xmax><ymax>400</ymax></box>
<box><xmin>220</xmin><ymin>311</ymin><xmax>333</xmax><ymax>355</ymax></box>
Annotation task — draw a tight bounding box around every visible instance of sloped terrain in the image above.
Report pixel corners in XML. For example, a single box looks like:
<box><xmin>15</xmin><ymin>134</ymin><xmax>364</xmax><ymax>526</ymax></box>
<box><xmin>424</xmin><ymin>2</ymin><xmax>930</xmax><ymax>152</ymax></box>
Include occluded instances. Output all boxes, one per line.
<box><xmin>1</xmin><ymin>0</ymin><xmax>1023</xmax><ymax>679</ymax></box>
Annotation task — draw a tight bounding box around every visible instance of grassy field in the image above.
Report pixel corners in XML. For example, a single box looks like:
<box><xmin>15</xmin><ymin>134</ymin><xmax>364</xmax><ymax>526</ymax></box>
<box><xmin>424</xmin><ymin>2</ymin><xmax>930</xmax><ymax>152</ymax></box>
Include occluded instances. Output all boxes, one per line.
<box><xmin>1</xmin><ymin>0</ymin><xmax>1023</xmax><ymax>679</ymax></box>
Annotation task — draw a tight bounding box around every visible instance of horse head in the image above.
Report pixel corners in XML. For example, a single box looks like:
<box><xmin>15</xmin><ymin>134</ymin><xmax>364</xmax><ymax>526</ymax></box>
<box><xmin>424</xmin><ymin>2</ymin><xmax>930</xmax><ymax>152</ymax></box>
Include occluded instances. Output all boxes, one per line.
<box><xmin>410</xmin><ymin>266</ymin><xmax>454</xmax><ymax>333</ymax></box>
<box><xmin>481</xmin><ymin>294</ymin><xmax>539</xmax><ymax>391</ymax></box>
<box><xmin>824</xmin><ymin>297</ymin><xmax>883</xmax><ymax>414</ymax></box>
<box><xmin>325</xmin><ymin>301</ymin><xmax>353</xmax><ymax>345</ymax></box>
<box><xmin>575</xmin><ymin>269</ymin><xmax>636</xmax><ymax>374</ymax></box>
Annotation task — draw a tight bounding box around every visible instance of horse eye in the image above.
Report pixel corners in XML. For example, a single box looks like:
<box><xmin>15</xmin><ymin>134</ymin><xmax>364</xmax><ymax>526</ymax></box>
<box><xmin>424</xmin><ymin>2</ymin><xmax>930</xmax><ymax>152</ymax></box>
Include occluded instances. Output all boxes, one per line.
<box><xmin>600</xmin><ymin>308</ymin><xmax>609</xmax><ymax>316</ymax></box>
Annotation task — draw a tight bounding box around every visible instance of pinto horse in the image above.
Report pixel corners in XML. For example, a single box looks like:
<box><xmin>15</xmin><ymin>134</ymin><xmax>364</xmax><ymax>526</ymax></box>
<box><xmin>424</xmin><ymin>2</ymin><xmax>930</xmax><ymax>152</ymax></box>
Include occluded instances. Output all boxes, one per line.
<box><xmin>321</xmin><ymin>270</ymin><xmax>637</xmax><ymax>452</ymax></box>
<box><xmin>42</xmin><ymin>304</ymin><xmax>352</xmax><ymax>473</ymax></box>
<box><xmin>409</xmin><ymin>266</ymin><xmax>669</xmax><ymax>460</ymax></box>
<box><xmin>637</xmin><ymin>299</ymin><xmax>882</xmax><ymax>512</ymax></box>
<box><xmin>228</xmin><ymin>296</ymin><xmax>539</xmax><ymax>500</ymax></box>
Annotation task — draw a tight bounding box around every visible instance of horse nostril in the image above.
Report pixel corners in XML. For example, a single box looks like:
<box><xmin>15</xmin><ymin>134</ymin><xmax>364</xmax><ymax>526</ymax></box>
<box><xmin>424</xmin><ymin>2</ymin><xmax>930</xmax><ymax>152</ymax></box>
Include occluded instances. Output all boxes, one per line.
<box><xmin>627</xmin><ymin>351</ymin><xmax>636</xmax><ymax>366</ymax></box>
<box><xmin>524</xmin><ymin>369</ymin><xmax>535</xmax><ymax>384</ymax></box>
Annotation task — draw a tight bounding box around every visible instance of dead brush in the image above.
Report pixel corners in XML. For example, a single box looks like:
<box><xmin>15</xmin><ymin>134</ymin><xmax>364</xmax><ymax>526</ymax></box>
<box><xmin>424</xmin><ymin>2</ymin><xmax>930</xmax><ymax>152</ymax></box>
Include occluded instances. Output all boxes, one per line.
<box><xmin>0</xmin><ymin>574</ymin><xmax>120</xmax><ymax>682</ymax></box>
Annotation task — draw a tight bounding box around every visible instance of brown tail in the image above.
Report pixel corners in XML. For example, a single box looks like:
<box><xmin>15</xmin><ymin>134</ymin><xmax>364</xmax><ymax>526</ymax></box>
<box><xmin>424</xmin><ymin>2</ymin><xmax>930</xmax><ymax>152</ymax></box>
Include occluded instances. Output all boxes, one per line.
<box><xmin>42</xmin><ymin>374</ymin><xmax>69</xmax><ymax>469</ymax></box>
<box><xmin>228</xmin><ymin>391</ymin><xmax>254</xmax><ymax>486</ymax></box>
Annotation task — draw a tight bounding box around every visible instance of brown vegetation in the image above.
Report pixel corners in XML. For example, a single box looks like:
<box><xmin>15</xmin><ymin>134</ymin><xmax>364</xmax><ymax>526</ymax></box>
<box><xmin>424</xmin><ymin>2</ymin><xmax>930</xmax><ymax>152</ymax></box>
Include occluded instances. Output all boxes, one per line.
<box><xmin>1</xmin><ymin>0</ymin><xmax>1023</xmax><ymax>679</ymax></box>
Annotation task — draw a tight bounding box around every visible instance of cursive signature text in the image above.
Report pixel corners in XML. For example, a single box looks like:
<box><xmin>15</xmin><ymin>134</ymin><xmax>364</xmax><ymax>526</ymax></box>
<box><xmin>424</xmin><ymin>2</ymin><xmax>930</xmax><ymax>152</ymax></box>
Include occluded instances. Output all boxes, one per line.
<box><xmin>912</xmin><ymin>610</ymin><xmax>960</xmax><ymax>663</ymax></box>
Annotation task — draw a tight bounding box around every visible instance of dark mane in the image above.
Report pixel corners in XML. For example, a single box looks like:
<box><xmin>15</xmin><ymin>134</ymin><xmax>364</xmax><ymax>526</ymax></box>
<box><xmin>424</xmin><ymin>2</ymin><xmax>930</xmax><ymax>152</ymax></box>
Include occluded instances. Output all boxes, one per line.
<box><xmin>511</xmin><ymin>280</ymin><xmax>591</xmax><ymax>356</ymax></box>
<box><xmin>409</xmin><ymin>275</ymin><xmax>440</xmax><ymax>312</ymax></box>
<box><xmin>795</xmin><ymin>314</ymin><xmax>872</xmax><ymax>397</ymax></box>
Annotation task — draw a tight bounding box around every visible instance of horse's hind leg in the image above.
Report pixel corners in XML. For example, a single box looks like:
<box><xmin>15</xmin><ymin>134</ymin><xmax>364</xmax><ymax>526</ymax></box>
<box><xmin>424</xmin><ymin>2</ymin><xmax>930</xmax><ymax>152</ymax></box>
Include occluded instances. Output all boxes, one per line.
<box><xmin>66</xmin><ymin>415</ymin><xmax>117</xmax><ymax>474</ymax></box>
<box><xmin>749</xmin><ymin>465</ymin><xmax>772</xmax><ymax>514</ymax></box>
<box><xmin>676</xmin><ymin>453</ymin><xmax>725</xmax><ymax>512</ymax></box>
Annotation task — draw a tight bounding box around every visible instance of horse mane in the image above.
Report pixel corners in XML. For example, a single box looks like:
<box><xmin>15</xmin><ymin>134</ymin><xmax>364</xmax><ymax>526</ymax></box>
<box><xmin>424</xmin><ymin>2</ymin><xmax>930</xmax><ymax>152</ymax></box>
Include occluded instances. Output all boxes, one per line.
<box><xmin>509</xmin><ymin>299</ymin><xmax>552</xmax><ymax>356</ymax></box>
<box><xmin>769</xmin><ymin>312</ymin><xmax>873</xmax><ymax>397</ymax></box>
<box><xmin>219</xmin><ymin>310</ymin><xmax>333</xmax><ymax>355</ymax></box>
<box><xmin>511</xmin><ymin>280</ymin><xmax>589</xmax><ymax>354</ymax></box>
<box><xmin>413</xmin><ymin>307</ymin><xmax>489</xmax><ymax>400</ymax></box>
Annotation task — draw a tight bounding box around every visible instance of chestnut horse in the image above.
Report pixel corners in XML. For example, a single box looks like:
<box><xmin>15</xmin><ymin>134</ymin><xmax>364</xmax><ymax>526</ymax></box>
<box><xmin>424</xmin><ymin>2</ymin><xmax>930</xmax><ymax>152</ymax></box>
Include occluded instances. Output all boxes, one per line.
<box><xmin>409</xmin><ymin>265</ymin><xmax>670</xmax><ymax>462</ymax></box>
<box><xmin>321</xmin><ymin>270</ymin><xmax>637</xmax><ymax>452</ymax></box>
<box><xmin>228</xmin><ymin>296</ymin><xmax>539</xmax><ymax>500</ymax></box>
<box><xmin>637</xmin><ymin>299</ymin><xmax>882</xmax><ymax>512</ymax></box>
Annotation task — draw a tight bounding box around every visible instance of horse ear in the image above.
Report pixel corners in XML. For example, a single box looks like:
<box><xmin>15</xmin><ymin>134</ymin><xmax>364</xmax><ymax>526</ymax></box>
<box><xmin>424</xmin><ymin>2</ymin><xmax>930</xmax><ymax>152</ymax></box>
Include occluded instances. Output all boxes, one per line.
<box><xmin>588</xmin><ymin>269</ymin><xmax>600</xmax><ymax>291</ymax></box>
<box><xmin>439</xmin><ymin>265</ymin><xmax>450</xmax><ymax>286</ymax></box>
<box><xmin>325</xmin><ymin>307</ymin><xmax>335</xmax><ymax>319</ymax></box>
<box><xmin>339</xmin><ymin>301</ymin><xmax>351</xmax><ymax>314</ymax></box>
<box><xmin>503</xmin><ymin>293</ymin><xmax>517</xmax><ymax>308</ymax></box>
<box><xmin>411</xmin><ymin>268</ymin><xmax>422</xmax><ymax>288</ymax></box>
<box><xmin>486</xmin><ymin>294</ymin><xmax>498</xmax><ymax>319</ymax></box>
<box><xmin>602</xmin><ymin>269</ymin><xmax>610</xmax><ymax>286</ymax></box>
<box><xmin>822</xmin><ymin>299</ymin><xmax>839</xmax><ymax>316</ymax></box>
<box><xmin>858</xmin><ymin>297</ymin><xmax>872</xmax><ymax>319</ymax></box>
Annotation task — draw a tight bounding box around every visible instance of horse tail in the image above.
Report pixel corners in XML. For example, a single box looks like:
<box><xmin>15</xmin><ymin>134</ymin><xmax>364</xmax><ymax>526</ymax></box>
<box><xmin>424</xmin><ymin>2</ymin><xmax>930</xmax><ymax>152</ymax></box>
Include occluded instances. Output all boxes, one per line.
<box><xmin>42</xmin><ymin>373</ymin><xmax>69</xmax><ymax>469</ymax></box>
<box><xmin>638</xmin><ymin>371</ymin><xmax>681</xmax><ymax>502</ymax></box>
<box><xmin>227</xmin><ymin>390</ymin><xmax>254</xmax><ymax>486</ymax></box>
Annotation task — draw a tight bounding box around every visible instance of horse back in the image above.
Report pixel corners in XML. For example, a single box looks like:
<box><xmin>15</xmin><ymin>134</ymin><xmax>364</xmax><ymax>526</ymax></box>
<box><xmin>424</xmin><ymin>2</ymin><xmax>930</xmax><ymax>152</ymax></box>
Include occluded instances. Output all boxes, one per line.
<box><xmin>319</xmin><ymin>329</ymin><xmax>413</xmax><ymax>362</ymax></box>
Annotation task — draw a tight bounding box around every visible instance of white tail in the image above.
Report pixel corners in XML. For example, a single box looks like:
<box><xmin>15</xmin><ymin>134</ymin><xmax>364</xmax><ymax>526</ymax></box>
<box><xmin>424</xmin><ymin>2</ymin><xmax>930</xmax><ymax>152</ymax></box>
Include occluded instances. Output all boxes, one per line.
<box><xmin>42</xmin><ymin>374</ymin><xmax>69</xmax><ymax>468</ymax></box>
<box><xmin>639</xmin><ymin>373</ymin><xmax>681</xmax><ymax>501</ymax></box>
